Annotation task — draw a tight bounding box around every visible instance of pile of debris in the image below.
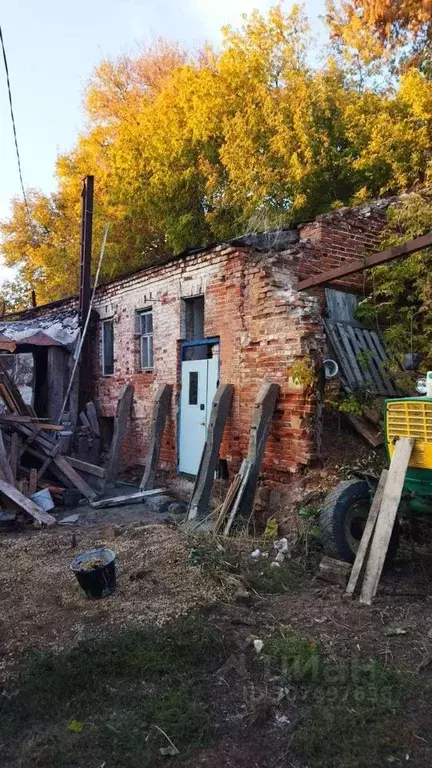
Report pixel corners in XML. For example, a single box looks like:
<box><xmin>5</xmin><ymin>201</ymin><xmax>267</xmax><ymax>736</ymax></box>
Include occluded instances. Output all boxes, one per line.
<box><xmin>0</xmin><ymin>370</ymin><xmax>103</xmax><ymax>527</ymax></box>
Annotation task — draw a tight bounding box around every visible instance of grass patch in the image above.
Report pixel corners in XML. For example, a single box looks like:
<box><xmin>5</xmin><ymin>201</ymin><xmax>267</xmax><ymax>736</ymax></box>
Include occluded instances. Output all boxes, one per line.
<box><xmin>188</xmin><ymin>538</ymin><xmax>316</xmax><ymax>594</ymax></box>
<box><xmin>261</xmin><ymin>629</ymin><xmax>416</xmax><ymax>768</ymax></box>
<box><xmin>0</xmin><ymin>617</ymin><xmax>226</xmax><ymax>768</ymax></box>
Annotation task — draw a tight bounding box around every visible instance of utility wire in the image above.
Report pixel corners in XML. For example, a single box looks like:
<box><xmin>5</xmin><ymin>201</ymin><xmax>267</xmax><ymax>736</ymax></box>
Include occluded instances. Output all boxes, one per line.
<box><xmin>0</xmin><ymin>24</ymin><xmax>33</xmax><ymax>230</ymax></box>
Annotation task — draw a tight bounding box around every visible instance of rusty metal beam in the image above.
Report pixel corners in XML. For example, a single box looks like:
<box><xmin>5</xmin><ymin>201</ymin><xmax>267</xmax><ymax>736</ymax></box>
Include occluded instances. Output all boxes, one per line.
<box><xmin>297</xmin><ymin>231</ymin><xmax>432</xmax><ymax>291</ymax></box>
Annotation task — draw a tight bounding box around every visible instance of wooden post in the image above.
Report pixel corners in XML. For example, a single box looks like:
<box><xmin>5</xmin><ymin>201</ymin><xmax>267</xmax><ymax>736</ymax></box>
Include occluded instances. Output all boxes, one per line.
<box><xmin>9</xmin><ymin>432</ymin><xmax>19</xmax><ymax>481</ymax></box>
<box><xmin>360</xmin><ymin>438</ymin><xmax>414</xmax><ymax>605</ymax></box>
<box><xmin>236</xmin><ymin>381</ymin><xmax>279</xmax><ymax>517</ymax></box>
<box><xmin>29</xmin><ymin>468</ymin><xmax>38</xmax><ymax>495</ymax></box>
<box><xmin>105</xmin><ymin>383</ymin><xmax>134</xmax><ymax>487</ymax></box>
<box><xmin>86</xmin><ymin>401</ymin><xmax>100</xmax><ymax>437</ymax></box>
<box><xmin>187</xmin><ymin>383</ymin><xmax>234</xmax><ymax>520</ymax></box>
<box><xmin>140</xmin><ymin>384</ymin><xmax>172</xmax><ymax>491</ymax></box>
<box><xmin>0</xmin><ymin>427</ymin><xmax>15</xmax><ymax>485</ymax></box>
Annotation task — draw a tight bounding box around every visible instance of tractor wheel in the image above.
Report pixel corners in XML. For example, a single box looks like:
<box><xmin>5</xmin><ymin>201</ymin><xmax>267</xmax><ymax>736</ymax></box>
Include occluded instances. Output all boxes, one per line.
<box><xmin>320</xmin><ymin>478</ymin><xmax>399</xmax><ymax>565</ymax></box>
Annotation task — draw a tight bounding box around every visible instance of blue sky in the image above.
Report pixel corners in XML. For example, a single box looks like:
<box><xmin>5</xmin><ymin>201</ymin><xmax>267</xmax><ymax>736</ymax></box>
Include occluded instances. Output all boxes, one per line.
<box><xmin>0</xmin><ymin>0</ymin><xmax>326</xmax><ymax>277</ymax></box>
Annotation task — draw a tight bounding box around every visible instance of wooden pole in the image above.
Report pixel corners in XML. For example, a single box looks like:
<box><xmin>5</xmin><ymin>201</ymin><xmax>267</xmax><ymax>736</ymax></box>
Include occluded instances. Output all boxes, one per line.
<box><xmin>105</xmin><ymin>383</ymin><xmax>134</xmax><ymax>487</ymax></box>
<box><xmin>140</xmin><ymin>384</ymin><xmax>172</xmax><ymax>491</ymax></box>
<box><xmin>187</xmin><ymin>384</ymin><xmax>233</xmax><ymax>520</ymax></box>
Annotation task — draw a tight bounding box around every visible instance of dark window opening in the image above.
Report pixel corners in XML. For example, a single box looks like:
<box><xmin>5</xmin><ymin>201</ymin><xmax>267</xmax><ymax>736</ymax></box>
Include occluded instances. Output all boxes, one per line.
<box><xmin>33</xmin><ymin>347</ymin><xmax>48</xmax><ymax>416</ymax></box>
<box><xmin>183</xmin><ymin>340</ymin><xmax>219</xmax><ymax>362</ymax></box>
<box><xmin>102</xmin><ymin>319</ymin><xmax>114</xmax><ymax>376</ymax></box>
<box><xmin>184</xmin><ymin>296</ymin><xmax>204</xmax><ymax>341</ymax></box>
<box><xmin>100</xmin><ymin>416</ymin><xmax>114</xmax><ymax>452</ymax></box>
<box><xmin>189</xmin><ymin>371</ymin><xmax>198</xmax><ymax>405</ymax></box>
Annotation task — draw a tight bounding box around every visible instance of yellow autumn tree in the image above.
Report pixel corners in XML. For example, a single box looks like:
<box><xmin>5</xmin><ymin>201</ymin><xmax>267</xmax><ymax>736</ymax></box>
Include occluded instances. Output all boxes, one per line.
<box><xmin>326</xmin><ymin>0</ymin><xmax>432</xmax><ymax>74</ymax></box>
<box><xmin>1</xmin><ymin>5</ymin><xmax>432</xmax><ymax>308</ymax></box>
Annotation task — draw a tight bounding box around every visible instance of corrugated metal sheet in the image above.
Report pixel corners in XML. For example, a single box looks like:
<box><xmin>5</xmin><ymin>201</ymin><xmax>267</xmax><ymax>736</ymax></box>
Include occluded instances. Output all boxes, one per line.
<box><xmin>323</xmin><ymin>319</ymin><xmax>399</xmax><ymax>396</ymax></box>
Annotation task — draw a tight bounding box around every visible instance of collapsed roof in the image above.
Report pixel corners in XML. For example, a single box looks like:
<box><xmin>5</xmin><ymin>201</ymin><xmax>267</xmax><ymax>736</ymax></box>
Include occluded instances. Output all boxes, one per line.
<box><xmin>0</xmin><ymin>308</ymin><xmax>79</xmax><ymax>351</ymax></box>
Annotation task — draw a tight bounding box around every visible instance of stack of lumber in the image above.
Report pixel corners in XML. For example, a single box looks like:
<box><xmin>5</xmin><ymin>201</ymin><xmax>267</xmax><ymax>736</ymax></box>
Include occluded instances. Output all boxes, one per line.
<box><xmin>0</xmin><ymin>371</ymin><xmax>103</xmax><ymax>527</ymax></box>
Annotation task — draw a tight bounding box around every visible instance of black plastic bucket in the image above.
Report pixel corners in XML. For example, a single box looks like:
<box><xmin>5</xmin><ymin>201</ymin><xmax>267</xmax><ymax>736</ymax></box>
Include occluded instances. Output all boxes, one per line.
<box><xmin>71</xmin><ymin>548</ymin><xmax>116</xmax><ymax>599</ymax></box>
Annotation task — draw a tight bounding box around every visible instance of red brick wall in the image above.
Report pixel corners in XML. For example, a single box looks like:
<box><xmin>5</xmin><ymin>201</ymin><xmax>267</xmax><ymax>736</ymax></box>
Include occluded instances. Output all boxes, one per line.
<box><xmin>9</xmin><ymin>198</ymin><xmax>395</xmax><ymax>487</ymax></box>
<box><xmin>91</xmin><ymin>245</ymin><xmax>324</xmax><ymax>484</ymax></box>
<box><xmin>298</xmin><ymin>201</ymin><xmax>390</xmax><ymax>293</ymax></box>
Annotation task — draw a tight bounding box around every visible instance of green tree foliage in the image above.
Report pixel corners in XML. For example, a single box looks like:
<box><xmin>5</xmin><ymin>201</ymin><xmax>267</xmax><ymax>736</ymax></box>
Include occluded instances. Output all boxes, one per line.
<box><xmin>1</xmin><ymin>5</ymin><xmax>432</xmax><ymax>307</ymax></box>
<box><xmin>356</xmin><ymin>193</ymin><xmax>432</xmax><ymax>367</ymax></box>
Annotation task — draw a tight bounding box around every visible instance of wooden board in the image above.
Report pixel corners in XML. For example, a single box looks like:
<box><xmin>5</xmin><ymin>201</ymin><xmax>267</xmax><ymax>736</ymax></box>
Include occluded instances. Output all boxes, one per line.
<box><xmin>213</xmin><ymin>472</ymin><xmax>242</xmax><ymax>535</ymax></box>
<box><xmin>0</xmin><ymin>478</ymin><xmax>56</xmax><ymax>525</ymax></box>
<box><xmin>0</xmin><ymin>371</ymin><xmax>36</xmax><ymax>416</ymax></box>
<box><xmin>66</xmin><ymin>456</ymin><xmax>106</xmax><ymax>478</ymax></box>
<box><xmin>187</xmin><ymin>384</ymin><xmax>234</xmax><ymax>521</ymax></box>
<box><xmin>9</xmin><ymin>432</ymin><xmax>19</xmax><ymax>481</ymax></box>
<box><xmin>337</xmin><ymin>323</ymin><xmax>364</xmax><ymax>388</ymax></box>
<box><xmin>318</xmin><ymin>556</ymin><xmax>351</xmax><ymax>586</ymax></box>
<box><xmin>360</xmin><ymin>438</ymin><xmax>414</xmax><ymax>605</ymax></box>
<box><xmin>79</xmin><ymin>411</ymin><xmax>91</xmax><ymax>429</ymax></box>
<box><xmin>37</xmin><ymin>443</ymin><xmax>61</xmax><ymax>481</ymax></box>
<box><xmin>236</xmin><ymin>381</ymin><xmax>279</xmax><ymax>518</ymax></box>
<box><xmin>90</xmin><ymin>488</ymin><xmax>165</xmax><ymax>509</ymax></box>
<box><xmin>0</xmin><ymin>427</ymin><xmax>15</xmax><ymax>485</ymax></box>
<box><xmin>140</xmin><ymin>384</ymin><xmax>172</xmax><ymax>490</ymax></box>
<box><xmin>0</xmin><ymin>414</ymin><xmax>63</xmax><ymax>428</ymax></box>
<box><xmin>29</xmin><ymin>468</ymin><xmax>38</xmax><ymax>495</ymax></box>
<box><xmin>86</xmin><ymin>401</ymin><xmax>100</xmax><ymax>437</ymax></box>
<box><xmin>53</xmin><ymin>455</ymin><xmax>98</xmax><ymax>501</ymax></box>
<box><xmin>323</xmin><ymin>319</ymin><xmax>355</xmax><ymax>391</ymax></box>
<box><xmin>345</xmin><ymin>414</ymin><xmax>384</xmax><ymax>448</ymax></box>
<box><xmin>345</xmin><ymin>470</ymin><xmax>388</xmax><ymax>598</ymax></box>
<box><xmin>223</xmin><ymin>461</ymin><xmax>253</xmax><ymax>536</ymax></box>
<box><xmin>323</xmin><ymin>319</ymin><xmax>399</xmax><ymax>397</ymax></box>
<box><xmin>105</xmin><ymin>383</ymin><xmax>134</xmax><ymax>486</ymax></box>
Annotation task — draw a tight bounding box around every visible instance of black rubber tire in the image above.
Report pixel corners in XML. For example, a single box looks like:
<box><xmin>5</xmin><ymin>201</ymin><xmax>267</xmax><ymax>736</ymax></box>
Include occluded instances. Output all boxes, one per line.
<box><xmin>320</xmin><ymin>478</ymin><xmax>400</xmax><ymax>565</ymax></box>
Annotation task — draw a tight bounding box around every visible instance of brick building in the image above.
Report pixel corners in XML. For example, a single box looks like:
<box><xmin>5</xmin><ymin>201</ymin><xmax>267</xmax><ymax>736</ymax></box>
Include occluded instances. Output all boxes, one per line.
<box><xmin>2</xmin><ymin>199</ymin><xmax>392</xmax><ymax>487</ymax></box>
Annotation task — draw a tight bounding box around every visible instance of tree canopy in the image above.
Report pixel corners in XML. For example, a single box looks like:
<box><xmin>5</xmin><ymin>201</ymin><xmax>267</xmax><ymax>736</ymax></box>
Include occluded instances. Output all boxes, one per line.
<box><xmin>326</xmin><ymin>0</ymin><xmax>432</xmax><ymax>75</ymax></box>
<box><xmin>1</xmin><ymin>3</ymin><xmax>432</xmax><ymax>308</ymax></box>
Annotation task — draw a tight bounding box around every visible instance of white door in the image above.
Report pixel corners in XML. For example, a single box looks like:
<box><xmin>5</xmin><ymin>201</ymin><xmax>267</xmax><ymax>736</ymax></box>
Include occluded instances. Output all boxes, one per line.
<box><xmin>179</xmin><ymin>356</ymin><xmax>219</xmax><ymax>475</ymax></box>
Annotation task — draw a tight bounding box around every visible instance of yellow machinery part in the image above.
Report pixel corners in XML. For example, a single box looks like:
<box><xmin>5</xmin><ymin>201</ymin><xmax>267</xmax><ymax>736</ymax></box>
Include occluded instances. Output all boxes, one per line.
<box><xmin>386</xmin><ymin>399</ymin><xmax>432</xmax><ymax>470</ymax></box>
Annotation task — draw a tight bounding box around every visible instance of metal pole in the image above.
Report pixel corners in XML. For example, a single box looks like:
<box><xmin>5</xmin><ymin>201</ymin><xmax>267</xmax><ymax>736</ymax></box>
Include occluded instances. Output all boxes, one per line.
<box><xmin>58</xmin><ymin>224</ymin><xmax>109</xmax><ymax>425</ymax></box>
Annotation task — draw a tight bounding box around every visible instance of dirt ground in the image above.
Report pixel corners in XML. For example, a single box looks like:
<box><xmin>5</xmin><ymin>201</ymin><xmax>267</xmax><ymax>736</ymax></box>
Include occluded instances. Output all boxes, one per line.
<box><xmin>1</xmin><ymin>513</ymin><xmax>432</xmax><ymax>767</ymax></box>
<box><xmin>1</xmin><ymin>422</ymin><xmax>432</xmax><ymax>766</ymax></box>
<box><xmin>0</xmin><ymin>523</ymin><xmax>223</xmax><ymax>680</ymax></box>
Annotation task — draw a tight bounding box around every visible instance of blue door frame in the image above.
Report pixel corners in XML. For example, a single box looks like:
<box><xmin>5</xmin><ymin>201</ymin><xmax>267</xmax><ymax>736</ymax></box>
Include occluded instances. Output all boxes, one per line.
<box><xmin>177</xmin><ymin>337</ymin><xmax>220</xmax><ymax>471</ymax></box>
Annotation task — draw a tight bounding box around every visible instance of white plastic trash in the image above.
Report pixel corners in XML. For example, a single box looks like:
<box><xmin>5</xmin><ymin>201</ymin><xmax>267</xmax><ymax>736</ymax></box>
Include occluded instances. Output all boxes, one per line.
<box><xmin>427</xmin><ymin>371</ymin><xmax>432</xmax><ymax>398</ymax></box>
<box><xmin>30</xmin><ymin>488</ymin><xmax>54</xmax><ymax>512</ymax></box>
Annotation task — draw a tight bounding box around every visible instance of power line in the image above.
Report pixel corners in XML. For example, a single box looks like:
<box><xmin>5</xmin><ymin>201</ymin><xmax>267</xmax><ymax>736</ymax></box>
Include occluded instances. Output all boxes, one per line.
<box><xmin>0</xmin><ymin>24</ymin><xmax>33</xmax><ymax>228</ymax></box>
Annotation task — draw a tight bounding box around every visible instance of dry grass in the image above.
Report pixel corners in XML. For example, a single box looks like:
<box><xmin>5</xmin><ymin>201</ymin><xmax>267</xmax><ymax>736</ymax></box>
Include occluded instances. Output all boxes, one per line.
<box><xmin>0</xmin><ymin>523</ymin><xmax>224</xmax><ymax>680</ymax></box>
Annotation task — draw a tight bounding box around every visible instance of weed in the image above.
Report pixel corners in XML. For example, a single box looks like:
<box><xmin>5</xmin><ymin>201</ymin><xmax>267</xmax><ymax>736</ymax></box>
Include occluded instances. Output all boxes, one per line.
<box><xmin>245</xmin><ymin>558</ymin><xmax>309</xmax><ymax>594</ymax></box>
<box><xmin>187</xmin><ymin>537</ymin><xmax>315</xmax><ymax>595</ymax></box>
<box><xmin>0</xmin><ymin>617</ymin><xmax>225</xmax><ymax>768</ymax></box>
<box><xmin>260</xmin><ymin>629</ymin><xmax>416</xmax><ymax>768</ymax></box>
